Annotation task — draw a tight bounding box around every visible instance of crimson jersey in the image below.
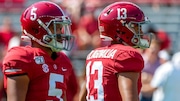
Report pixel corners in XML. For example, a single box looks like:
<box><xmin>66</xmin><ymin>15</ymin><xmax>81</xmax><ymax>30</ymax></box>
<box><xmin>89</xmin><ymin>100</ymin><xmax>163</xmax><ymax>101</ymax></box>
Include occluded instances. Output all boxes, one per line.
<box><xmin>2</xmin><ymin>46</ymin><xmax>73</xmax><ymax>101</ymax></box>
<box><xmin>85</xmin><ymin>44</ymin><xmax>144</xmax><ymax>101</ymax></box>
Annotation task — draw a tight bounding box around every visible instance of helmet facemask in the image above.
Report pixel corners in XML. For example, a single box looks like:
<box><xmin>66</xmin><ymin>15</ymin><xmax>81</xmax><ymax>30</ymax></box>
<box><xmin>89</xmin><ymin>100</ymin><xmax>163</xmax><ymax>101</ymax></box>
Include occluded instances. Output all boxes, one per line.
<box><xmin>38</xmin><ymin>16</ymin><xmax>74</xmax><ymax>52</ymax></box>
<box><xmin>125</xmin><ymin>18</ymin><xmax>153</xmax><ymax>49</ymax></box>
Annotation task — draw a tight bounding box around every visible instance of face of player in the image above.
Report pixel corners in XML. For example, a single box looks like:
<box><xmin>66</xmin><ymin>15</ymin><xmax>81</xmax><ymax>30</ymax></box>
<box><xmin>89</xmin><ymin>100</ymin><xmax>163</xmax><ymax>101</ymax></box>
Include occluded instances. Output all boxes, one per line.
<box><xmin>49</xmin><ymin>24</ymin><xmax>63</xmax><ymax>34</ymax></box>
<box><xmin>43</xmin><ymin>20</ymin><xmax>74</xmax><ymax>52</ymax></box>
<box><xmin>48</xmin><ymin>23</ymin><xmax>64</xmax><ymax>43</ymax></box>
<box><xmin>128</xmin><ymin>22</ymin><xmax>153</xmax><ymax>49</ymax></box>
<box><xmin>130</xmin><ymin>23</ymin><xmax>143</xmax><ymax>36</ymax></box>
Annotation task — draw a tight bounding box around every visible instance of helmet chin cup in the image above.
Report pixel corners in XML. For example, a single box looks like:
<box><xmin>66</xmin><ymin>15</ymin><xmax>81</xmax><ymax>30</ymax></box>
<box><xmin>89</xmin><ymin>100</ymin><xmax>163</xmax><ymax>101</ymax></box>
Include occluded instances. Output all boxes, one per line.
<box><xmin>130</xmin><ymin>32</ymin><xmax>152</xmax><ymax>49</ymax></box>
<box><xmin>48</xmin><ymin>39</ymin><xmax>63</xmax><ymax>52</ymax></box>
<box><xmin>43</xmin><ymin>35</ymin><xmax>63</xmax><ymax>52</ymax></box>
<box><xmin>138</xmin><ymin>39</ymin><xmax>150</xmax><ymax>49</ymax></box>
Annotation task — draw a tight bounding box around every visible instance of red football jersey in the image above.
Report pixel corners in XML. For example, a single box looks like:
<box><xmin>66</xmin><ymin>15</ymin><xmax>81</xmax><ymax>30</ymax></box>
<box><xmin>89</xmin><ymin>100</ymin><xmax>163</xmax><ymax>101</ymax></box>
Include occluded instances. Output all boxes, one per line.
<box><xmin>85</xmin><ymin>44</ymin><xmax>144</xmax><ymax>101</ymax></box>
<box><xmin>2</xmin><ymin>46</ymin><xmax>73</xmax><ymax>101</ymax></box>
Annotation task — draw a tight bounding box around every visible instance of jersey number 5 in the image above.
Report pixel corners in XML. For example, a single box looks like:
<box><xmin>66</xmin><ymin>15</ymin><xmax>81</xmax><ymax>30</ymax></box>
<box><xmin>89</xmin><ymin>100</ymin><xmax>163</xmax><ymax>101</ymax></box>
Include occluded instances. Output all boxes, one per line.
<box><xmin>49</xmin><ymin>73</ymin><xmax>64</xmax><ymax>101</ymax></box>
<box><xmin>86</xmin><ymin>61</ymin><xmax>104</xmax><ymax>101</ymax></box>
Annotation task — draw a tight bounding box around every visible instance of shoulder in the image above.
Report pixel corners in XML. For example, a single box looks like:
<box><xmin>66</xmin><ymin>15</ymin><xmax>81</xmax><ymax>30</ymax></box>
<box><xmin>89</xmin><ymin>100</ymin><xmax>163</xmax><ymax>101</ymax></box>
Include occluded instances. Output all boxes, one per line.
<box><xmin>87</xmin><ymin>45</ymin><xmax>144</xmax><ymax>72</ymax></box>
<box><xmin>2</xmin><ymin>46</ymin><xmax>35</xmax><ymax>76</ymax></box>
<box><xmin>7</xmin><ymin>46</ymin><xmax>33</xmax><ymax>54</ymax></box>
<box><xmin>113</xmin><ymin>45</ymin><xmax>143</xmax><ymax>61</ymax></box>
<box><xmin>3</xmin><ymin>46</ymin><xmax>34</xmax><ymax>63</ymax></box>
<box><xmin>112</xmin><ymin>45</ymin><xmax>144</xmax><ymax>72</ymax></box>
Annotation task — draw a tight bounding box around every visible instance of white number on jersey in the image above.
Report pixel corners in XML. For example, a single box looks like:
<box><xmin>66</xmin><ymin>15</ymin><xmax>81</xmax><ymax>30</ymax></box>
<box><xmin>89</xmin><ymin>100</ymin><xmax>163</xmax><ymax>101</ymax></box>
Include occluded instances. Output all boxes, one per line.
<box><xmin>86</xmin><ymin>61</ymin><xmax>104</xmax><ymax>101</ymax></box>
<box><xmin>48</xmin><ymin>73</ymin><xmax>64</xmax><ymax>101</ymax></box>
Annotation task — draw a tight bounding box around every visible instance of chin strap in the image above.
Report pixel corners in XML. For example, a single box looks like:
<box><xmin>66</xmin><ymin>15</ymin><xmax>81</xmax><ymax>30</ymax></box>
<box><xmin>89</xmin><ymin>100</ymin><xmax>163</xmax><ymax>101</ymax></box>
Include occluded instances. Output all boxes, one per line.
<box><xmin>23</xmin><ymin>30</ymin><xmax>62</xmax><ymax>52</ymax></box>
<box><xmin>22</xmin><ymin>30</ymin><xmax>52</xmax><ymax>48</ymax></box>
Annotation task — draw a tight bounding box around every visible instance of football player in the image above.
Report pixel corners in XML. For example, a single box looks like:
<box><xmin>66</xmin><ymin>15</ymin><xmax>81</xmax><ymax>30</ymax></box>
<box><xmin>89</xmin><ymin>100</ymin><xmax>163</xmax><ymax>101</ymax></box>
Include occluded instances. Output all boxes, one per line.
<box><xmin>79</xmin><ymin>1</ymin><xmax>153</xmax><ymax>101</ymax></box>
<box><xmin>2</xmin><ymin>1</ymin><xmax>75</xmax><ymax>101</ymax></box>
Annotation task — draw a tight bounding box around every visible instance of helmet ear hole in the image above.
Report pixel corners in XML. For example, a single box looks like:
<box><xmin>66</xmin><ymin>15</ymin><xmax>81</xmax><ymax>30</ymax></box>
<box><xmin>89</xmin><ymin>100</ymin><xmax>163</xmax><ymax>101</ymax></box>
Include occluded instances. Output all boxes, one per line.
<box><xmin>32</xmin><ymin>28</ymin><xmax>39</xmax><ymax>34</ymax></box>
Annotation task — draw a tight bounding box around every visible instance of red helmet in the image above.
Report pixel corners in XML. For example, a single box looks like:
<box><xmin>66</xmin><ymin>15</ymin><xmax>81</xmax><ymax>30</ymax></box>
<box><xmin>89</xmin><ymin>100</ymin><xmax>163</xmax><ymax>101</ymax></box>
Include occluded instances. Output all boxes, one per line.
<box><xmin>98</xmin><ymin>2</ymin><xmax>152</xmax><ymax>49</ymax></box>
<box><xmin>20</xmin><ymin>1</ymin><xmax>74</xmax><ymax>52</ymax></box>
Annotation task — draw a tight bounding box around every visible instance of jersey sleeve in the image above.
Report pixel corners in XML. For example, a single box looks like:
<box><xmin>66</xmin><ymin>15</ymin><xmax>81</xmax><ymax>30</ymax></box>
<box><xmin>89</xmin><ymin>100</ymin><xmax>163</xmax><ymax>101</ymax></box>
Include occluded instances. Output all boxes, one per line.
<box><xmin>114</xmin><ymin>50</ymin><xmax>144</xmax><ymax>72</ymax></box>
<box><xmin>2</xmin><ymin>47</ymin><xmax>32</xmax><ymax>76</ymax></box>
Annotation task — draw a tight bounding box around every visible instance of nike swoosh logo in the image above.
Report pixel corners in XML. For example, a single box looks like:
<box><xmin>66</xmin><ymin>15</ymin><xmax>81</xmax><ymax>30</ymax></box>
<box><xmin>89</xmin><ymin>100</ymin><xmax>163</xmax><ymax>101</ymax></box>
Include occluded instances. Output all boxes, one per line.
<box><xmin>62</xmin><ymin>67</ymin><xmax>67</xmax><ymax>71</ymax></box>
